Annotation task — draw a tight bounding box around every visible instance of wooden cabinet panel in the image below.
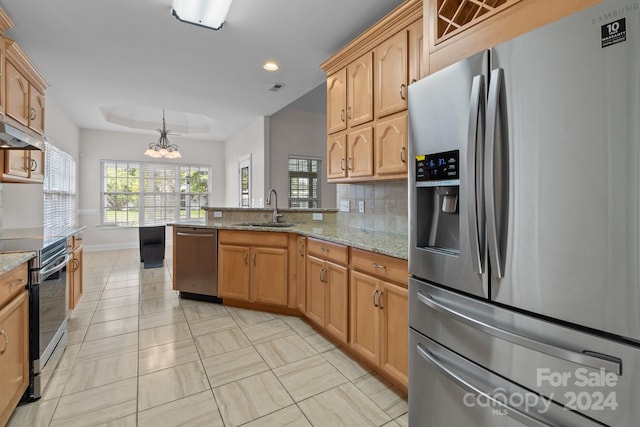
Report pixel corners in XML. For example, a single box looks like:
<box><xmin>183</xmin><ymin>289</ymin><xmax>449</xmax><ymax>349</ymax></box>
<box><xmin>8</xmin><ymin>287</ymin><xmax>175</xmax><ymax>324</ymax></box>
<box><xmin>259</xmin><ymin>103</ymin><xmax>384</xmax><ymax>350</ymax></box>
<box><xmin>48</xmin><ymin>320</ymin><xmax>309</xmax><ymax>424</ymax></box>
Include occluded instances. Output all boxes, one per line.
<box><xmin>349</xmin><ymin>270</ymin><xmax>380</xmax><ymax>366</ymax></box>
<box><xmin>347</xmin><ymin>52</ymin><xmax>374</xmax><ymax>127</ymax></box>
<box><xmin>0</xmin><ymin>289</ymin><xmax>28</xmax><ymax>427</ymax></box>
<box><xmin>306</xmin><ymin>238</ymin><xmax>348</xmax><ymax>266</ymax></box>
<box><xmin>3</xmin><ymin>150</ymin><xmax>28</xmax><ymax>178</ymax></box>
<box><xmin>68</xmin><ymin>245</ymin><xmax>83</xmax><ymax>313</ymax></box>
<box><xmin>251</xmin><ymin>246</ymin><xmax>288</xmax><ymax>306</ymax></box>
<box><xmin>324</xmin><ymin>261</ymin><xmax>348</xmax><ymax>344</ymax></box>
<box><xmin>0</xmin><ymin>263</ymin><xmax>27</xmax><ymax>309</ymax></box>
<box><xmin>351</xmin><ymin>248</ymin><xmax>408</xmax><ymax>286</ymax></box>
<box><xmin>5</xmin><ymin>60</ymin><xmax>29</xmax><ymax>126</ymax></box>
<box><xmin>376</xmin><ymin>31</ymin><xmax>409</xmax><ymax>118</ymax></box>
<box><xmin>327</xmin><ymin>69</ymin><xmax>347</xmax><ymax>134</ymax></box>
<box><xmin>29</xmin><ymin>149</ymin><xmax>45</xmax><ymax>182</ymax></box>
<box><xmin>218</xmin><ymin>244</ymin><xmax>250</xmax><ymax>300</ymax></box>
<box><xmin>375</xmin><ymin>112</ymin><xmax>408</xmax><ymax>178</ymax></box>
<box><xmin>305</xmin><ymin>255</ymin><xmax>325</xmax><ymax>327</ymax></box>
<box><xmin>380</xmin><ymin>281</ymin><xmax>408</xmax><ymax>387</ymax></box>
<box><xmin>327</xmin><ymin>133</ymin><xmax>347</xmax><ymax>180</ymax></box>
<box><xmin>296</xmin><ymin>236</ymin><xmax>306</xmax><ymax>312</ymax></box>
<box><xmin>347</xmin><ymin>126</ymin><xmax>374</xmax><ymax>178</ymax></box>
<box><xmin>28</xmin><ymin>89</ymin><xmax>45</xmax><ymax>134</ymax></box>
<box><xmin>408</xmin><ymin>18</ymin><xmax>427</xmax><ymax>83</ymax></box>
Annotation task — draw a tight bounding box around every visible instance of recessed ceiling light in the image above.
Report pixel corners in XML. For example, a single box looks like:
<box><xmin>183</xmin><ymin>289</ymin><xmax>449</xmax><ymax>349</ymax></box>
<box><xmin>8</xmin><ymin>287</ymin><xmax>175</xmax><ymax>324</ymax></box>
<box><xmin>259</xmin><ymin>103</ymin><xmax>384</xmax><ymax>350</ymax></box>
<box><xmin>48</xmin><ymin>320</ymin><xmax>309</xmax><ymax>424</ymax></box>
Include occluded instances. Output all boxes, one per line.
<box><xmin>263</xmin><ymin>62</ymin><xmax>279</xmax><ymax>71</ymax></box>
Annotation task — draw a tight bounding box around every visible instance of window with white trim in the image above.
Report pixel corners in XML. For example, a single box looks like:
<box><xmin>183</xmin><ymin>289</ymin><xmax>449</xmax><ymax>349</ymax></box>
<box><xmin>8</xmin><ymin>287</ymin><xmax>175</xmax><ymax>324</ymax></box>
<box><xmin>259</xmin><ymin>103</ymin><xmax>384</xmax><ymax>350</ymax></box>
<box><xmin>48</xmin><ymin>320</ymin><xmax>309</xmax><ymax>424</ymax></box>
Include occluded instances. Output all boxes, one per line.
<box><xmin>101</xmin><ymin>161</ymin><xmax>210</xmax><ymax>226</ymax></box>
<box><xmin>288</xmin><ymin>157</ymin><xmax>320</xmax><ymax>208</ymax></box>
<box><xmin>44</xmin><ymin>142</ymin><xmax>76</xmax><ymax>231</ymax></box>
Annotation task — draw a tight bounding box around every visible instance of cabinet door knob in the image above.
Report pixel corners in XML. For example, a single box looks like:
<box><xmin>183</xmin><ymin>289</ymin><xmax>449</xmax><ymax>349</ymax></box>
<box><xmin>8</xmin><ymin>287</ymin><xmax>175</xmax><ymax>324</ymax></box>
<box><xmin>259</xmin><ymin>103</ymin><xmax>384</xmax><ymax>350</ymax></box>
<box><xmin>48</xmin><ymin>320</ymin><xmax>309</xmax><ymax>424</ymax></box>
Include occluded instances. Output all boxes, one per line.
<box><xmin>0</xmin><ymin>330</ymin><xmax>8</xmax><ymax>356</ymax></box>
<box><xmin>400</xmin><ymin>146</ymin><xmax>407</xmax><ymax>163</ymax></box>
<box><xmin>347</xmin><ymin>106</ymin><xmax>352</xmax><ymax>120</ymax></box>
<box><xmin>299</xmin><ymin>244</ymin><xmax>305</xmax><ymax>257</ymax></box>
<box><xmin>347</xmin><ymin>157</ymin><xmax>353</xmax><ymax>170</ymax></box>
<box><xmin>340</xmin><ymin>109</ymin><xmax>345</xmax><ymax>122</ymax></box>
<box><xmin>243</xmin><ymin>253</ymin><xmax>248</xmax><ymax>265</ymax></box>
<box><xmin>372</xmin><ymin>263</ymin><xmax>386</xmax><ymax>269</ymax></box>
<box><xmin>30</xmin><ymin>159</ymin><xmax>37</xmax><ymax>171</ymax></box>
<box><xmin>252</xmin><ymin>253</ymin><xmax>257</xmax><ymax>265</ymax></box>
<box><xmin>29</xmin><ymin>107</ymin><xmax>37</xmax><ymax>121</ymax></box>
<box><xmin>340</xmin><ymin>158</ymin><xmax>345</xmax><ymax>171</ymax></box>
<box><xmin>378</xmin><ymin>291</ymin><xmax>384</xmax><ymax>309</ymax></box>
<box><xmin>372</xmin><ymin>290</ymin><xmax>379</xmax><ymax>307</ymax></box>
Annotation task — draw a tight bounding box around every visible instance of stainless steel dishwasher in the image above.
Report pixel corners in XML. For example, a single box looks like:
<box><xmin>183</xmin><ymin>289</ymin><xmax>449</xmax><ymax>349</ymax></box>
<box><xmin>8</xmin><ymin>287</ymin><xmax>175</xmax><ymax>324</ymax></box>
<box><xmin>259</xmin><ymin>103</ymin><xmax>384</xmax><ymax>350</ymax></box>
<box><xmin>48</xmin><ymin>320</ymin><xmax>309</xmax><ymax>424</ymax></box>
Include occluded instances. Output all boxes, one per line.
<box><xmin>173</xmin><ymin>227</ymin><xmax>220</xmax><ymax>301</ymax></box>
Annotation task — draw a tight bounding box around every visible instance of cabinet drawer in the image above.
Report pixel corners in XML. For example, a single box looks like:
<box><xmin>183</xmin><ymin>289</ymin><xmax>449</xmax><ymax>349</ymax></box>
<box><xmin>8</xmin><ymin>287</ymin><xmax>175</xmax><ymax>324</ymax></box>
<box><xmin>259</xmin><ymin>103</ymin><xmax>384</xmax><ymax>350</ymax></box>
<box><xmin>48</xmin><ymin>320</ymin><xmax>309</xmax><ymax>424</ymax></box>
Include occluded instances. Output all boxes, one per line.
<box><xmin>0</xmin><ymin>263</ymin><xmax>28</xmax><ymax>309</ymax></box>
<box><xmin>351</xmin><ymin>248</ymin><xmax>407</xmax><ymax>286</ymax></box>
<box><xmin>307</xmin><ymin>238</ymin><xmax>348</xmax><ymax>265</ymax></box>
<box><xmin>218</xmin><ymin>230</ymin><xmax>288</xmax><ymax>248</ymax></box>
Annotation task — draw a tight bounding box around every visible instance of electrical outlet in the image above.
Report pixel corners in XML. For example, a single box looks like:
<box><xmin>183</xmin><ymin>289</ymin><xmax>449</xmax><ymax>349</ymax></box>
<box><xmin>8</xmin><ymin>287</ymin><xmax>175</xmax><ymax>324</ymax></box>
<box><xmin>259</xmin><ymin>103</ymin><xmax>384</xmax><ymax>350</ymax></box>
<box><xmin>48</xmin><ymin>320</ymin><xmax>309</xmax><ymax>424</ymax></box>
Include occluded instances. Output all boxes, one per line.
<box><xmin>213</xmin><ymin>211</ymin><xmax>223</xmax><ymax>218</ymax></box>
<box><xmin>340</xmin><ymin>200</ymin><xmax>350</xmax><ymax>212</ymax></box>
<box><xmin>312</xmin><ymin>213</ymin><xmax>323</xmax><ymax>221</ymax></box>
<box><xmin>358</xmin><ymin>200</ymin><xmax>365</xmax><ymax>213</ymax></box>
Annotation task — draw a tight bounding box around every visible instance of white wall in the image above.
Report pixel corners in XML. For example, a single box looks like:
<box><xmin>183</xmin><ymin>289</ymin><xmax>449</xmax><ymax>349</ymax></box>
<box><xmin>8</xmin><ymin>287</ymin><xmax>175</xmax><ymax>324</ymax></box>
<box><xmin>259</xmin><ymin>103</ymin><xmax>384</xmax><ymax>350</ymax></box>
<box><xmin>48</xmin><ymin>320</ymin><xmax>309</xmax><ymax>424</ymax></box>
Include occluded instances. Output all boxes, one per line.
<box><xmin>2</xmin><ymin>96</ymin><xmax>80</xmax><ymax>228</ymax></box>
<box><xmin>269</xmin><ymin>107</ymin><xmax>336</xmax><ymax>208</ymax></box>
<box><xmin>224</xmin><ymin>117</ymin><xmax>267</xmax><ymax>207</ymax></box>
<box><xmin>78</xmin><ymin>129</ymin><xmax>225</xmax><ymax>250</ymax></box>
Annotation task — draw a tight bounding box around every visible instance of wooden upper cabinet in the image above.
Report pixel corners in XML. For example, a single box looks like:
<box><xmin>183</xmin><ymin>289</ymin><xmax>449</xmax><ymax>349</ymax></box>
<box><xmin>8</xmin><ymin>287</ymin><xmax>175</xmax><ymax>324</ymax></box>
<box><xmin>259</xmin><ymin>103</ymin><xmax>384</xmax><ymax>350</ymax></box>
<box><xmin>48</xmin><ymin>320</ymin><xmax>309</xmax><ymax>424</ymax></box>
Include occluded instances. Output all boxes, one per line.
<box><xmin>375</xmin><ymin>112</ymin><xmax>408</xmax><ymax>178</ymax></box>
<box><xmin>376</xmin><ymin>31</ymin><xmax>409</xmax><ymax>118</ymax></box>
<box><xmin>347</xmin><ymin>126</ymin><xmax>374</xmax><ymax>179</ymax></box>
<box><xmin>327</xmin><ymin>69</ymin><xmax>347</xmax><ymax>134</ymax></box>
<box><xmin>347</xmin><ymin>52</ymin><xmax>374</xmax><ymax>128</ymax></box>
<box><xmin>321</xmin><ymin>0</ymin><xmax>422</xmax><ymax>183</ymax></box>
<box><xmin>327</xmin><ymin>133</ymin><xmax>347</xmax><ymax>180</ymax></box>
<box><xmin>5</xmin><ymin>59</ymin><xmax>29</xmax><ymax>126</ymax></box>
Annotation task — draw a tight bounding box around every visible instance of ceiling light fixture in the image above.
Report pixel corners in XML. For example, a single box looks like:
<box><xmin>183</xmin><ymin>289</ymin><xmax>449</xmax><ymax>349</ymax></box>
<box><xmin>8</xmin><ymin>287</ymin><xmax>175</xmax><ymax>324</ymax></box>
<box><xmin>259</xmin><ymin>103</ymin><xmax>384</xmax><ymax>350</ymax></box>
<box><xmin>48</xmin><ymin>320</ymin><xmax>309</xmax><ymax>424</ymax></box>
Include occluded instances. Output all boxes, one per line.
<box><xmin>144</xmin><ymin>110</ymin><xmax>182</xmax><ymax>159</ymax></box>
<box><xmin>263</xmin><ymin>62</ymin><xmax>279</xmax><ymax>71</ymax></box>
<box><xmin>172</xmin><ymin>0</ymin><xmax>233</xmax><ymax>31</ymax></box>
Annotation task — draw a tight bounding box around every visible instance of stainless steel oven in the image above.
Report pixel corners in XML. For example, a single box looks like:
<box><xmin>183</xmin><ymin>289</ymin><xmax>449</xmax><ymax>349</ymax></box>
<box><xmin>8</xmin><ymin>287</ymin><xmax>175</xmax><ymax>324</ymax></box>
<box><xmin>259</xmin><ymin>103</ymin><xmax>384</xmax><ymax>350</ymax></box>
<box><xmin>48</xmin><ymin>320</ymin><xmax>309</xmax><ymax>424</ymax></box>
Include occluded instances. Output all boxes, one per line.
<box><xmin>28</xmin><ymin>237</ymin><xmax>70</xmax><ymax>400</ymax></box>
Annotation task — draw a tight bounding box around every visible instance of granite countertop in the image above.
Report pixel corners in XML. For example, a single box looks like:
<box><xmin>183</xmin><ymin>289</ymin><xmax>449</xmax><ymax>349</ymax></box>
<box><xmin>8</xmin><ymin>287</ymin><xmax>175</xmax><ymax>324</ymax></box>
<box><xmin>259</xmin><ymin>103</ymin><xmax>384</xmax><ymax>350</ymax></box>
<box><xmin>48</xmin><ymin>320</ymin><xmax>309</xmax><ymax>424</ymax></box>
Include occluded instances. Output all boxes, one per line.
<box><xmin>0</xmin><ymin>252</ymin><xmax>35</xmax><ymax>275</ymax></box>
<box><xmin>170</xmin><ymin>221</ymin><xmax>408</xmax><ymax>260</ymax></box>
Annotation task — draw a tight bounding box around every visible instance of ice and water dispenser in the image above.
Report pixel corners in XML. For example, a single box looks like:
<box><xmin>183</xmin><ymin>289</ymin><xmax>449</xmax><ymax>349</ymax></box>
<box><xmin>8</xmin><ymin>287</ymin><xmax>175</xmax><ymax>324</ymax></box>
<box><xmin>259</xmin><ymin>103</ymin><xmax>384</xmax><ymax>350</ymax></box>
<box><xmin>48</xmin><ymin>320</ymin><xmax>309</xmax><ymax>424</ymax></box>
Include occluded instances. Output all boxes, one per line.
<box><xmin>414</xmin><ymin>150</ymin><xmax>460</xmax><ymax>255</ymax></box>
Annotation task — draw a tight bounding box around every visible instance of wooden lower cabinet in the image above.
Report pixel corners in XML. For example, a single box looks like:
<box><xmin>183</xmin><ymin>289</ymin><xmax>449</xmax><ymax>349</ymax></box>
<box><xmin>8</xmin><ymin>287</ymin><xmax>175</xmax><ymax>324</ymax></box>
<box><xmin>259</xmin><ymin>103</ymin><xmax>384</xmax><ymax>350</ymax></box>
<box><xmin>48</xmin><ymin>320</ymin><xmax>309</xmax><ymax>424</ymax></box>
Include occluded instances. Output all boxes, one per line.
<box><xmin>217</xmin><ymin>231</ymin><xmax>288</xmax><ymax>307</ymax></box>
<box><xmin>305</xmin><ymin>239</ymin><xmax>349</xmax><ymax>344</ymax></box>
<box><xmin>350</xmin><ymin>250</ymin><xmax>409</xmax><ymax>389</ymax></box>
<box><xmin>0</xmin><ymin>263</ymin><xmax>29</xmax><ymax>427</ymax></box>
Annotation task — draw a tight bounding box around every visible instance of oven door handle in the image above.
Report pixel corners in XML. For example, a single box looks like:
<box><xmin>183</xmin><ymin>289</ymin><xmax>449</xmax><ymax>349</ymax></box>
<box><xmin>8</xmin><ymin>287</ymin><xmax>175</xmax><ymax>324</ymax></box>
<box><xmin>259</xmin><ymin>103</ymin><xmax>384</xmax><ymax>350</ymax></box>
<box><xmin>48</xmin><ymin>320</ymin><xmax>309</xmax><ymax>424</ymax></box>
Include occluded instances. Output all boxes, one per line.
<box><xmin>38</xmin><ymin>254</ymin><xmax>71</xmax><ymax>282</ymax></box>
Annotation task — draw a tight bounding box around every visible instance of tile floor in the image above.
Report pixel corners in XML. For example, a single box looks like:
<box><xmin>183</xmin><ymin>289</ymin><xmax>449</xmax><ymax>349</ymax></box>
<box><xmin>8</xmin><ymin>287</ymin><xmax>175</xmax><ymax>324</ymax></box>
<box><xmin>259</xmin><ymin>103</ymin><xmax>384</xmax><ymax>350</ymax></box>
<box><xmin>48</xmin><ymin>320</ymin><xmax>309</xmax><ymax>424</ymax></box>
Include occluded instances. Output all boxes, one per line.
<box><xmin>7</xmin><ymin>249</ymin><xmax>408</xmax><ymax>427</ymax></box>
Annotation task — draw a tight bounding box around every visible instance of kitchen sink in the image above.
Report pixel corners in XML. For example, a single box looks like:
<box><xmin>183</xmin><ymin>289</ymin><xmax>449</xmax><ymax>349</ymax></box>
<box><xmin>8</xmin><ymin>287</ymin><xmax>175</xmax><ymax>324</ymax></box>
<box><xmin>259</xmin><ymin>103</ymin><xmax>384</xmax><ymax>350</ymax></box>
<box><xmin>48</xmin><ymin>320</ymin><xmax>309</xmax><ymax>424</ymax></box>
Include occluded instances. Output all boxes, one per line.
<box><xmin>233</xmin><ymin>222</ymin><xmax>296</xmax><ymax>228</ymax></box>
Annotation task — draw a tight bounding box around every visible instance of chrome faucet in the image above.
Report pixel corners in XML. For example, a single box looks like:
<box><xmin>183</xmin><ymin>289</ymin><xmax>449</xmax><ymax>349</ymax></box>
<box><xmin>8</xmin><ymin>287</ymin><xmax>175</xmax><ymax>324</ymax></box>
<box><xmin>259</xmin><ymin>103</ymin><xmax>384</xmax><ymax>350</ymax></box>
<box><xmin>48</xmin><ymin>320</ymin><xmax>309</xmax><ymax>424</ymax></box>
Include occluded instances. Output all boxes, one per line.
<box><xmin>266</xmin><ymin>189</ymin><xmax>283</xmax><ymax>223</ymax></box>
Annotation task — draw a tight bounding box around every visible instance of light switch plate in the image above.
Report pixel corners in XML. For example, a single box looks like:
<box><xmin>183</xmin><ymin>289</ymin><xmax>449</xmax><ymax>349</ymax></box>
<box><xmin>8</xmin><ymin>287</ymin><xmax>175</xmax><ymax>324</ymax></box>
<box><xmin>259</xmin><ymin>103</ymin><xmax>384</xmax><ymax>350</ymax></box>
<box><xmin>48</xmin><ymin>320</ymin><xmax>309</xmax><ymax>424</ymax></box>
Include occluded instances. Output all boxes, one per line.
<box><xmin>312</xmin><ymin>213</ymin><xmax>323</xmax><ymax>221</ymax></box>
<box><xmin>358</xmin><ymin>200</ymin><xmax>365</xmax><ymax>213</ymax></box>
<box><xmin>213</xmin><ymin>211</ymin><xmax>223</xmax><ymax>218</ymax></box>
<box><xmin>340</xmin><ymin>200</ymin><xmax>350</xmax><ymax>212</ymax></box>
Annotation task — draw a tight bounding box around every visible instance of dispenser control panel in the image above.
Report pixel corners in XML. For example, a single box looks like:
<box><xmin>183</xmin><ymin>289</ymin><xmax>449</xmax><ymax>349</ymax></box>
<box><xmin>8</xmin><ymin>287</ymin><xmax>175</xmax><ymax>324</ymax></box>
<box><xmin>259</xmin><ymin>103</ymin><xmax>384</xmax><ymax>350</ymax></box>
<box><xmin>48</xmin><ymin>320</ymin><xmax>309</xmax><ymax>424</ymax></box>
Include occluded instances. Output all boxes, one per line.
<box><xmin>415</xmin><ymin>150</ymin><xmax>459</xmax><ymax>181</ymax></box>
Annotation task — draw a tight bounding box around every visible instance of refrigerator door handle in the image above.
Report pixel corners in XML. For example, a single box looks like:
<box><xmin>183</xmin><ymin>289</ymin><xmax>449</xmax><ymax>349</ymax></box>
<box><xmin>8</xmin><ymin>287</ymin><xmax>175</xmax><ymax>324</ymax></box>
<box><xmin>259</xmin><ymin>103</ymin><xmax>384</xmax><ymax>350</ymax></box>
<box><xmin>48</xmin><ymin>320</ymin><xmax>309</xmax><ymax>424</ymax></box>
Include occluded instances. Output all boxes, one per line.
<box><xmin>467</xmin><ymin>74</ymin><xmax>485</xmax><ymax>274</ymax></box>
<box><xmin>417</xmin><ymin>290</ymin><xmax>622</xmax><ymax>375</ymax></box>
<box><xmin>485</xmin><ymin>68</ymin><xmax>506</xmax><ymax>278</ymax></box>
<box><xmin>416</xmin><ymin>344</ymin><xmax>552</xmax><ymax>427</ymax></box>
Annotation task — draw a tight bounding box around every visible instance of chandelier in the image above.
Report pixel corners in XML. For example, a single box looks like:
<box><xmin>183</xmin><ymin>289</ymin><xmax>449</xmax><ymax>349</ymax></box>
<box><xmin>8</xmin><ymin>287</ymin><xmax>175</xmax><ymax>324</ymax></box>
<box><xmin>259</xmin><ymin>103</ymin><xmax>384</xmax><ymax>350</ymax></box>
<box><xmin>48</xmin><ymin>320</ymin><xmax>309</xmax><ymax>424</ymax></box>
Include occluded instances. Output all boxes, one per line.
<box><xmin>144</xmin><ymin>110</ymin><xmax>182</xmax><ymax>158</ymax></box>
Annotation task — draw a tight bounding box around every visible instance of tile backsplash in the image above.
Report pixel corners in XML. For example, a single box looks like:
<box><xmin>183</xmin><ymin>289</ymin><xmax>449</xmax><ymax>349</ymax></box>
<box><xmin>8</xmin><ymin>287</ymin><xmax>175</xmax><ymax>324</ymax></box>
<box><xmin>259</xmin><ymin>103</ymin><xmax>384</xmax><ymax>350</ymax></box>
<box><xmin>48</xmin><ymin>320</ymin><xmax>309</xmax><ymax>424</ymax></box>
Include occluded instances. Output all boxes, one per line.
<box><xmin>336</xmin><ymin>181</ymin><xmax>408</xmax><ymax>235</ymax></box>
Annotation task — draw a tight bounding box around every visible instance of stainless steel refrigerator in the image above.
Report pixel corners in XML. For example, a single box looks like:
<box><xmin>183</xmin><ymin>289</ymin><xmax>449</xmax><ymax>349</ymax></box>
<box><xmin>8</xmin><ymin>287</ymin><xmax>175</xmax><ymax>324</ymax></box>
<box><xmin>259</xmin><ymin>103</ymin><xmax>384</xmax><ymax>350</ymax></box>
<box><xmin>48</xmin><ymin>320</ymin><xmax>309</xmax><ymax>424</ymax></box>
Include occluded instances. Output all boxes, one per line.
<box><xmin>408</xmin><ymin>0</ymin><xmax>640</xmax><ymax>425</ymax></box>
